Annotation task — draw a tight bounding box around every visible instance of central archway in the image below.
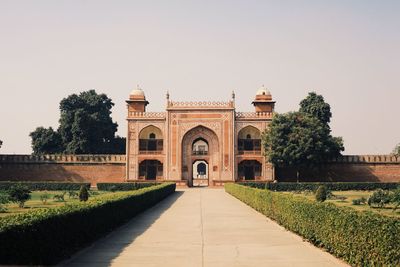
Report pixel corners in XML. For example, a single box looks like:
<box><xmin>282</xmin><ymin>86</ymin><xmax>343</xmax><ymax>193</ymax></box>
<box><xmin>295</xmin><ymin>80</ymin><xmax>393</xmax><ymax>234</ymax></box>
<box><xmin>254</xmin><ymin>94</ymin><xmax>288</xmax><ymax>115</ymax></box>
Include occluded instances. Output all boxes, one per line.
<box><xmin>181</xmin><ymin>125</ymin><xmax>219</xmax><ymax>187</ymax></box>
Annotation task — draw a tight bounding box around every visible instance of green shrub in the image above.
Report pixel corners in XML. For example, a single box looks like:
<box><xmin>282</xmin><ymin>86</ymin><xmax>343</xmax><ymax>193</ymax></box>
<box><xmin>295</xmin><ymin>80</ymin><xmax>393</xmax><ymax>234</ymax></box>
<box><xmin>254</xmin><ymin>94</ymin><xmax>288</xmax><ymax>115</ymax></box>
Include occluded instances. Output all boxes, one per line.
<box><xmin>352</xmin><ymin>197</ymin><xmax>367</xmax><ymax>206</ymax></box>
<box><xmin>0</xmin><ymin>192</ymin><xmax>9</xmax><ymax>212</ymax></box>
<box><xmin>225</xmin><ymin>183</ymin><xmax>400</xmax><ymax>266</ymax></box>
<box><xmin>53</xmin><ymin>192</ymin><xmax>66</xmax><ymax>202</ymax></box>
<box><xmin>368</xmin><ymin>189</ymin><xmax>391</xmax><ymax>208</ymax></box>
<box><xmin>241</xmin><ymin>182</ymin><xmax>400</xmax><ymax>191</ymax></box>
<box><xmin>96</xmin><ymin>182</ymin><xmax>158</xmax><ymax>191</ymax></box>
<box><xmin>40</xmin><ymin>192</ymin><xmax>50</xmax><ymax>204</ymax></box>
<box><xmin>79</xmin><ymin>186</ymin><xmax>89</xmax><ymax>202</ymax></box>
<box><xmin>391</xmin><ymin>188</ymin><xmax>400</xmax><ymax>211</ymax></box>
<box><xmin>68</xmin><ymin>191</ymin><xmax>78</xmax><ymax>199</ymax></box>
<box><xmin>0</xmin><ymin>183</ymin><xmax>176</xmax><ymax>265</ymax></box>
<box><xmin>315</xmin><ymin>185</ymin><xmax>328</xmax><ymax>202</ymax></box>
<box><xmin>8</xmin><ymin>185</ymin><xmax>31</xmax><ymax>208</ymax></box>
<box><xmin>0</xmin><ymin>182</ymin><xmax>90</xmax><ymax>191</ymax></box>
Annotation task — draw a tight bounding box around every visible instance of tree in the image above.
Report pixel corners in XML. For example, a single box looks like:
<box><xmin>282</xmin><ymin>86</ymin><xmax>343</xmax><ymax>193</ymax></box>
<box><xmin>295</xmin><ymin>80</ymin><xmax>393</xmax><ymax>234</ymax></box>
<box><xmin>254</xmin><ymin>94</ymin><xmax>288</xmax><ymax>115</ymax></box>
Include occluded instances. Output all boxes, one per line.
<box><xmin>315</xmin><ymin>185</ymin><xmax>328</xmax><ymax>202</ymax></box>
<box><xmin>8</xmin><ymin>185</ymin><xmax>31</xmax><ymax>208</ymax></box>
<box><xmin>300</xmin><ymin>92</ymin><xmax>332</xmax><ymax>125</ymax></box>
<box><xmin>0</xmin><ymin>192</ymin><xmax>9</xmax><ymax>212</ymax></box>
<box><xmin>30</xmin><ymin>127</ymin><xmax>63</xmax><ymax>154</ymax></box>
<box><xmin>392</xmin><ymin>143</ymin><xmax>400</xmax><ymax>156</ymax></box>
<box><xmin>30</xmin><ymin>90</ymin><xmax>125</xmax><ymax>154</ymax></box>
<box><xmin>263</xmin><ymin>112</ymin><xmax>344</xmax><ymax>181</ymax></box>
<box><xmin>79</xmin><ymin>185</ymin><xmax>89</xmax><ymax>202</ymax></box>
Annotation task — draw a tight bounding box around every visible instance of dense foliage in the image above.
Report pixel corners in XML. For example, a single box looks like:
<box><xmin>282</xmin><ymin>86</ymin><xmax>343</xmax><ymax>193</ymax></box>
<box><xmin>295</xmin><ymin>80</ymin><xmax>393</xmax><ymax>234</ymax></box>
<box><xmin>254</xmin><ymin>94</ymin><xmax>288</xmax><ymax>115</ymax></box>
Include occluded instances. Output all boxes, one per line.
<box><xmin>262</xmin><ymin>92</ymin><xmax>344</xmax><ymax>180</ymax></box>
<box><xmin>0</xmin><ymin>183</ymin><xmax>176</xmax><ymax>265</ymax></box>
<box><xmin>315</xmin><ymin>185</ymin><xmax>328</xmax><ymax>202</ymax></box>
<box><xmin>240</xmin><ymin>182</ymin><xmax>400</xmax><ymax>191</ymax></box>
<box><xmin>96</xmin><ymin>182</ymin><xmax>159</xmax><ymax>191</ymax></box>
<box><xmin>7</xmin><ymin>185</ymin><xmax>31</xmax><ymax>208</ymax></box>
<box><xmin>0</xmin><ymin>182</ymin><xmax>90</xmax><ymax>191</ymax></box>
<box><xmin>30</xmin><ymin>90</ymin><xmax>125</xmax><ymax>154</ymax></box>
<box><xmin>78</xmin><ymin>185</ymin><xmax>89</xmax><ymax>201</ymax></box>
<box><xmin>225</xmin><ymin>183</ymin><xmax>400</xmax><ymax>266</ymax></box>
<box><xmin>393</xmin><ymin>143</ymin><xmax>400</xmax><ymax>156</ymax></box>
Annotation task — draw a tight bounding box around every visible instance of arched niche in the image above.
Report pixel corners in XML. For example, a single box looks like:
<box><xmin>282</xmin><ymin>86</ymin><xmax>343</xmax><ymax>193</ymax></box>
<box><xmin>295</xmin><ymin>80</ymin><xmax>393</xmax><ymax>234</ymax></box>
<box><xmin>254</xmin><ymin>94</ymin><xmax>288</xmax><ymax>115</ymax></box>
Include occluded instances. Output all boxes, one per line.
<box><xmin>139</xmin><ymin>125</ymin><xmax>163</xmax><ymax>152</ymax></box>
<box><xmin>238</xmin><ymin>126</ymin><xmax>261</xmax><ymax>153</ymax></box>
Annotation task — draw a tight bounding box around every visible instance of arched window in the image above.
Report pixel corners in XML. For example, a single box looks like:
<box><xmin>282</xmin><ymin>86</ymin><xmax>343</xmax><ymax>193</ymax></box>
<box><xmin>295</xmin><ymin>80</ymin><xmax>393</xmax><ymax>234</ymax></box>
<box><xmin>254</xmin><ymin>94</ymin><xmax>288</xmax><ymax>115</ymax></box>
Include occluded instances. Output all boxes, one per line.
<box><xmin>192</xmin><ymin>138</ymin><xmax>208</xmax><ymax>155</ymax></box>
<box><xmin>139</xmin><ymin>126</ymin><xmax>163</xmax><ymax>153</ymax></box>
<box><xmin>238</xmin><ymin>126</ymin><xmax>261</xmax><ymax>153</ymax></box>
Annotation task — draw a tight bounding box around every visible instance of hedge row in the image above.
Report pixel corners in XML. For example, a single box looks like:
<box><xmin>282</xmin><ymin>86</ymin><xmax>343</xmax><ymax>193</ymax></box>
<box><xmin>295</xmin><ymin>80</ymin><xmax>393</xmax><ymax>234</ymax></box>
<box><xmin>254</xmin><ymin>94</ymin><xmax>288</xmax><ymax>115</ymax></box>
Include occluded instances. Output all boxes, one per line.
<box><xmin>0</xmin><ymin>181</ymin><xmax>91</xmax><ymax>191</ymax></box>
<box><xmin>225</xmin><ymin>183</ymin><xmax>400</xmax><ymax>266</ymax></box>
<box><xmin>240</xmin><ymin>182</ymin><xmax>400</xmax><ymax>191</ymax></box>
<box><xmin>97</xmin><ymin>182</ymin><xmax>159</xmax><ymax>191</ymax></box>
<box><xmin>0</xmin><ymin>183</ymin><xmax>176</xmax><ymax>265</ymax></box>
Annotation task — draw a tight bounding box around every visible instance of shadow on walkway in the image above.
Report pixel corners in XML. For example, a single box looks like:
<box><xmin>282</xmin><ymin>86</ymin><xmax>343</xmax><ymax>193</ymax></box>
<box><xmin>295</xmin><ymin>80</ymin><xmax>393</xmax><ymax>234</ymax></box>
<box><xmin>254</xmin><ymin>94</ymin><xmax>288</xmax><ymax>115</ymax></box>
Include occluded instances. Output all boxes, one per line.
<box><xmin>59</xmin><ymin>191</ymin><xmax>184</xmax><ymax>267</ymax></box>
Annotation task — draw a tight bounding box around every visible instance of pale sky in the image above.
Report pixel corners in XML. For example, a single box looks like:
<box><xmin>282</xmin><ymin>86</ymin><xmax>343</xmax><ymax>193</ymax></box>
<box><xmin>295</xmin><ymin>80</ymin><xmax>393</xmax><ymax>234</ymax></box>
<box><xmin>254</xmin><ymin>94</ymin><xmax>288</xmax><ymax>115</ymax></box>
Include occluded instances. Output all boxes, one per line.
<box><xmin>0</xmin><ymin>0</ymin><xmax>399</xmax><ymax>155</ymax></box>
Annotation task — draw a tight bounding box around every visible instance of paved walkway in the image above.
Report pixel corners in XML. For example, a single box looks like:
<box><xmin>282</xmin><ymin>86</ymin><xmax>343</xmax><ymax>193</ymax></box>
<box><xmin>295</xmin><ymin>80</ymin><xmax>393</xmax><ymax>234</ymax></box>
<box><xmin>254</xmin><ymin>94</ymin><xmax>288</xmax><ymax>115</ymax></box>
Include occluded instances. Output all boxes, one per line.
<box><xmin>61</xmin><ymin>189</ymin><xmax>348</xmax><ymax>267</ymax></box>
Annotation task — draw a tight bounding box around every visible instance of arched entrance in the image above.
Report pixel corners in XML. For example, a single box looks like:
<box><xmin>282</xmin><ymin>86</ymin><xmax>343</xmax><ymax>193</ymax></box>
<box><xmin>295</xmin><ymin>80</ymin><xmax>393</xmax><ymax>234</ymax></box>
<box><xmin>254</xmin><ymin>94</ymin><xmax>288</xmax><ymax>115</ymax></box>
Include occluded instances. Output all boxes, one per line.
<box><xmin>181</xmin><ymin>126</ymin><xmax>219</xmax><ymax>187</ymax></box>
<box><xmin>238</xmin><ymin>160</ymin><xmax>262</xmax><ymax>180</ymax></box>
<box><xmin>192</xmin><ymin>160</ymin><xmax>209</xmax><ymax>187</ymax></box>
<box><xmin>139</xmin><ymin>160</ymin><xmax>163</xmax><ymax>180</ymax></box>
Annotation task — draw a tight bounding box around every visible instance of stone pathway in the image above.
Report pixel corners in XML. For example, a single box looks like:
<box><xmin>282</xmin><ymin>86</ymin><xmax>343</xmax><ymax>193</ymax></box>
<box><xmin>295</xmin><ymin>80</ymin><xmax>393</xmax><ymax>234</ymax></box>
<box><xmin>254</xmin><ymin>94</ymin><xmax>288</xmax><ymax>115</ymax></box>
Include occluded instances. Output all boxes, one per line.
<box><xmin>60</xmin><ymin>189</ymin><xmax>348</xmax><ymax>267</ymax></box>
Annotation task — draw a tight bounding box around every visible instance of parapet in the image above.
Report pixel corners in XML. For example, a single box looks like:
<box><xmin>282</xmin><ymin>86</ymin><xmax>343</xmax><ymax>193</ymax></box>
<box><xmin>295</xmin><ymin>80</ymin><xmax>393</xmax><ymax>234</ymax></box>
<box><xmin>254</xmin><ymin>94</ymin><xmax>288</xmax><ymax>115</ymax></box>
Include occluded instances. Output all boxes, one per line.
<box><xmin>0</xmin><ymin>154</ymin><xmax>126</xmax><ymax>164</ymax></box>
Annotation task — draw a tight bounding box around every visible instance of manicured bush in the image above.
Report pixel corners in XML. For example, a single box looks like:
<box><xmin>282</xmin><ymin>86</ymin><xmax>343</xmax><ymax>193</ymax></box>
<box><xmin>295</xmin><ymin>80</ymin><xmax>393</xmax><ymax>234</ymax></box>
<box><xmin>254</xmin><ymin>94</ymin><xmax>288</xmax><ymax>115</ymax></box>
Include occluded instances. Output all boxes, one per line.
<box><xmin>79</xmin><ymin>186</ymin><xmax>89</xmax><ymax>202</ymax></box>
<box><xmin>315</xmin><ymin>185</ymin><xmax>328</xmax><ymax>202</ymax></box>
<box><xmin>0</xmin><ymin>192</ymin><xmax>9</xmax><ymax>212</ymax></box>
<box><xmin>0</xmin><ymin>182</ymin><xmax>90</xmax><ymax>191</ymax></box>
<box><xmin>96</xmin><ymin>182</ymin><xmax>159</xmax><ymax>191</ymax></box>
<box><xmin>0</xmin><ymin>183</ymin><xmax>176</xmax><ymax>265</ymax></box>
<box><xmin>392</xmin><ymin>188</ymin><xmax>400</xmax><ymax>211</ymax></box>
<box><xmin>40</xmin><ymin>192</ymin><xmax>50</xmax><ymax>204</ymax></box>
<box><xmin>240</xmin><ymin>182</ymin><xmax>400</xmax><ymax>191</ymax></box>
<box><xmin>225</xmin><ymin>183</ymin><xmax>400</xmax><ymax>266</ymax></box>
<box><xmin>8</xmin><ymin>185</ymin><xmax>31</xmax><ymax>208</ymax></box>
<box><xmin>368</xmin><ymin>189</ymin><xmax>392</xmax><ymax>208</ymax></box>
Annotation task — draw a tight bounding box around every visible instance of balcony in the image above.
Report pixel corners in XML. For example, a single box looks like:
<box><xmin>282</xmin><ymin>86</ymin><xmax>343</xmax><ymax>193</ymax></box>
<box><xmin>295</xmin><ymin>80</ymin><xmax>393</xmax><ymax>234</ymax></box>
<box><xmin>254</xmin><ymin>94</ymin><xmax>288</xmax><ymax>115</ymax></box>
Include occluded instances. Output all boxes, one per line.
<box><xmin>192</xmin><ymin>150</ymin><xmax>208</xmax><ymax>156</ymax></box>
<box><xmin>238</xmin><ymin>150</ymin><xmax>261</xmax><ymax>155</ymax></box>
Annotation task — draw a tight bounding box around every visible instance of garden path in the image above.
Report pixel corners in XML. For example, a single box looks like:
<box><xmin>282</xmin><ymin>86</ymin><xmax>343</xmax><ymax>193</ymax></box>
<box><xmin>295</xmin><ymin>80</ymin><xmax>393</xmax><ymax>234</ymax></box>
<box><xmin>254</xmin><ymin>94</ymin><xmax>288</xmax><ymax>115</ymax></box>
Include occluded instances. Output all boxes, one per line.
<box><xmin>60</xmin><ymin>188</ymin><xmax>348</xmax><ymax>267</ymax></box>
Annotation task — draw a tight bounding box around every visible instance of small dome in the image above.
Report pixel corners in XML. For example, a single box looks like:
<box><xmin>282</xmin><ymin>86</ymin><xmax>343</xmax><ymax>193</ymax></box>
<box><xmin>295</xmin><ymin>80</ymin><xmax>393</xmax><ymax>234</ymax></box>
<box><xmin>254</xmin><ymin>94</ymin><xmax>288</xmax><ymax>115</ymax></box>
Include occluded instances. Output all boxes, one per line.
<box><xmin>256</xmin><ymin>85</ymin><xmax>271</xmax><ymax>96</ymax></box>
<box><xmin>130</xmin><ymin>86</ymin><xmax>145</xmax><ymax>98</ymax></box>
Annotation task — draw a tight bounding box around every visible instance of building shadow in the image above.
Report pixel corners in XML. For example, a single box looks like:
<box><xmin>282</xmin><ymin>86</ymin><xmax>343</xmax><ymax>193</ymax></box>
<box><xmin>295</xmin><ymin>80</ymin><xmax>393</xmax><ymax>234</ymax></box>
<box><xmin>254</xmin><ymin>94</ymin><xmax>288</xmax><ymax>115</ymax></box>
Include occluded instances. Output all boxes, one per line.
<box><xmin>58</xmin><ymin>191</ymin><xmax>184</xmax><ymax>267</ymax></box>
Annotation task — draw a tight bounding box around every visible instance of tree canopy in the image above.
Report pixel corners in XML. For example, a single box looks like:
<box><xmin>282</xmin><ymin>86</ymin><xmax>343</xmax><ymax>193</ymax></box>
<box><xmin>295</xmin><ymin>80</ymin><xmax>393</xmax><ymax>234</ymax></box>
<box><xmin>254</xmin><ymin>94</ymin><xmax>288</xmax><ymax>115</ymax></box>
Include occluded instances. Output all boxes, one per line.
<box><xmin>262</xmin><ymin>92</ymin><xmax>344</xmax><ymax>179</ymax></box>
<box><xmin>299</xmin><ymin>92</ymin><xmax>332</xmax><ymax>125</ymax></box>
<box><xmin>393</xmin><ymin>143</ymin><xmax>400</xmax><ymax>156</ymax></box>
<box><xmin>30</xmin><ymin>90</ymin><xmax>125</xmax><ymax>154</ymax></box>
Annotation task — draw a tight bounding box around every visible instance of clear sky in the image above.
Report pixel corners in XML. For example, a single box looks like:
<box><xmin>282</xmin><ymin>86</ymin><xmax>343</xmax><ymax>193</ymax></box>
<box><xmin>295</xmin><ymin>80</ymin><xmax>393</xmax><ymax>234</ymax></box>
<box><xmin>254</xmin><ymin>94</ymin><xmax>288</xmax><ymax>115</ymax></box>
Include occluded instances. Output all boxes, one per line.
<box><xmin>0</xmin><ymin>0</ymin><xmax>399</xmax><ymax>155</ymax></box>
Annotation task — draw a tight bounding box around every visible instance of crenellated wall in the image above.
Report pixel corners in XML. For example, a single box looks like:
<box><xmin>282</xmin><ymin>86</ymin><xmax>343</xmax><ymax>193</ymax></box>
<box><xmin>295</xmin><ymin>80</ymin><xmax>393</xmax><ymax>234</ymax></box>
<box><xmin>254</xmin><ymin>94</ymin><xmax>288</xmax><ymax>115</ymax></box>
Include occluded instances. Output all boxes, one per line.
<box><xmin>276</xmin><ymin>155</ymin><xmax>400</xmax><ymax>183</ymax></box>
<box><xmin>0</xmin><ymin>154</ymin><xmax>399</xmax><ymax>184</ymax></box>
<box><xmin>0</xmin><ymin>154</ymin><xmax>126</xmax><ymax>185</ymax></box>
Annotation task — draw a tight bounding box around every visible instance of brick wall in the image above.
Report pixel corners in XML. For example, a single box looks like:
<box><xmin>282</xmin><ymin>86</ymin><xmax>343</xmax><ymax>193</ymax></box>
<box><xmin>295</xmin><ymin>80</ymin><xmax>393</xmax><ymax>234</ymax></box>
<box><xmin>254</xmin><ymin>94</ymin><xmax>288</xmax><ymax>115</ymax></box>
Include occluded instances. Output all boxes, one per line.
<box><xmin>1</xmin><ymin>154</ymin><xmax>399</xmax><ymax>184</ymax></box>
<box><xmin>276</xmin><ymin>155</ymin><xmax>400</xmax><ymax>182</ymax></box>
<box><xmin>0</xmin><ymin>155</ymin><xmax>126</xmax><ymax>185</ymax></box>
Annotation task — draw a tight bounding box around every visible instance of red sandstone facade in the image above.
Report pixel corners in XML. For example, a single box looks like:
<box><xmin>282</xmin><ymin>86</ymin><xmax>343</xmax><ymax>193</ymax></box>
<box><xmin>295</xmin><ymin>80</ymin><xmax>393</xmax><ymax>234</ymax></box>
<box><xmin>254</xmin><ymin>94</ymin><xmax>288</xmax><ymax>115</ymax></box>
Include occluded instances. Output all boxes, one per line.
<box><xmin>126</xmin><ymin>87</ymin><xmax>275</xmax><ymax>186</ymax></box>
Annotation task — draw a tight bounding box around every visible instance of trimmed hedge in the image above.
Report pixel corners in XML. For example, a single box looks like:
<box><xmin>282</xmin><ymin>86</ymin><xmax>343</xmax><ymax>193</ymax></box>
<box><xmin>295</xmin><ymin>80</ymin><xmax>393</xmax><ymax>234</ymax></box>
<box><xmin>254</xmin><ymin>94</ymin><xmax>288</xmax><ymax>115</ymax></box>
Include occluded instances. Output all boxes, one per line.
<box><xmin>97</xmin><ymin>182</ymin><xmax>159</xmax><ymax>191</ymax></box>
<box><xmin>0</xmin><ymin>182</ymin><xmax>91</xmax><ymax>191</ymax></box>
<box><xmin>225</xmin><ymin>183</ymin><xmax>400</xmax><ymax>266</ymax></box>
<box><xmin>0</xmin><ymin>183</ymin><xmax>176</xmax><ymax>265</ymax></box>
<box><xmin>240</xmin><ymin>182</ymin><xmax>400</xmax><ymax>191</ymax></box>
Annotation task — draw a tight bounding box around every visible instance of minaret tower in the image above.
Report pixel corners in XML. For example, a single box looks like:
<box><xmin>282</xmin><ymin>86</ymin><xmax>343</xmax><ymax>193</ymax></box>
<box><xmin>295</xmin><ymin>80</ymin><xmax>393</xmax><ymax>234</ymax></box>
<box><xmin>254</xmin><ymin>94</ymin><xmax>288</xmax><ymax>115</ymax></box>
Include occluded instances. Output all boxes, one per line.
<box><xmin>252</xmin><ymin>85</ymin><xmax>275</xmax><ymax>112</ymax></box>
<box><xmin>126</xmin><ymin>85</ymin><xmax>149</xmax><ymax>113</ymax></box>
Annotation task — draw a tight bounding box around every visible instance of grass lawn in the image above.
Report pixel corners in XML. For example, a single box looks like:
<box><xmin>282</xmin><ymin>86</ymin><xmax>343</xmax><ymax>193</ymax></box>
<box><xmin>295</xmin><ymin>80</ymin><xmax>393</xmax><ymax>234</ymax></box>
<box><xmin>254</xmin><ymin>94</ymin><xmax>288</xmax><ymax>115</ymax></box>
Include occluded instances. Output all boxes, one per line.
<box><xmin>289</xmin><ymin>190</ymin><xmax>400</xmax><ymax>218</ymax></box>
<box><xmin>0</xmin><ymin>190</ymin><xmax>113</xmax><ymax>218</ymax></box>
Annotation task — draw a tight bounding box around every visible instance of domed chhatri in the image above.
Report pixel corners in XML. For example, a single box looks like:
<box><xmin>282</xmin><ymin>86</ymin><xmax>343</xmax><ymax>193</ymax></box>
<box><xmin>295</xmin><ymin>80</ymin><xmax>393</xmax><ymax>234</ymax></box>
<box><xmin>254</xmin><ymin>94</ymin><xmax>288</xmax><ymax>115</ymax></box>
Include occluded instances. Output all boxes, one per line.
<box><xmin>252</xmin><ymin>85</ymin><xmax>275</xmax><ymax>112</ymax></box>
<box><xmin>127</xmin><ymin>85</ymin><xmax>149</xmax><ymax>112</ymax></box>
<box><xmin>256</xmin><ymin>85</ymin><xmax>271</xmax><ymax>96</ymax></box>
<box><xmin>130</xmin><ymin>85</ymin><xmax>146</xmax><ymax>99</ymax></box>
